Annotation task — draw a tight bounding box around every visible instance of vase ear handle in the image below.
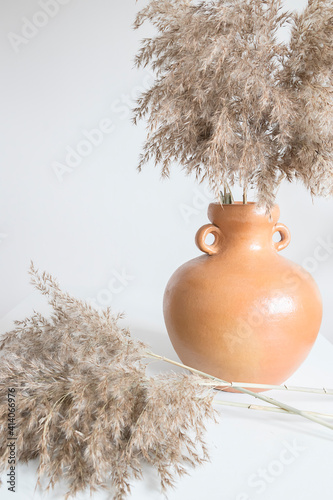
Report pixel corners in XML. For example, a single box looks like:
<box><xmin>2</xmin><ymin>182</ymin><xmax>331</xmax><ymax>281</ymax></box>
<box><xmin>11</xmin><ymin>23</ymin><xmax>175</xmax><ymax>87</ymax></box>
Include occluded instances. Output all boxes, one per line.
<box><xmin>195</xmin><ymin>224</ymin><xmax>223</xmax><ymax>255</ymax></box>
<box><xmin>273</xmin><ymin>223</ymin><xmax>291</xmax><ymax>252</ymax></box>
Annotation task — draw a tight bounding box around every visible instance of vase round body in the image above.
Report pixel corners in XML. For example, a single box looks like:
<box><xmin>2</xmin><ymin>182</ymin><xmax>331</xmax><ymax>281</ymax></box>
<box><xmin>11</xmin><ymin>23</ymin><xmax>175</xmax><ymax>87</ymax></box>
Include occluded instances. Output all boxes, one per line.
<box><xmin>163</xmin><ymin>203</ymin><xmax>322</xmax><ymax>391</ymax></box>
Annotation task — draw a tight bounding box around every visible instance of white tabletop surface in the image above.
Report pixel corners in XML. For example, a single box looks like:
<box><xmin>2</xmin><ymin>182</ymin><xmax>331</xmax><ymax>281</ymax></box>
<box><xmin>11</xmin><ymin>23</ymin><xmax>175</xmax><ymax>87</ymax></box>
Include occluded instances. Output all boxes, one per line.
<box><xmin>1</xmin><ymin>309</ymin><xmax>333</xmax><ymax>500</ymax></box>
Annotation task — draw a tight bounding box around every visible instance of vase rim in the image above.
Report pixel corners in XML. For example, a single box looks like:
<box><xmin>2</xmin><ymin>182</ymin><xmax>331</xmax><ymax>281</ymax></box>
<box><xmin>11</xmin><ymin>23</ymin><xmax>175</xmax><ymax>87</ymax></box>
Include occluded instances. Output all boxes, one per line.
<box><xmin>208</xmin><ymin>202</ymin><xmax>280</xmax><ymax>225</ymax></box>
<box><xmin>209</xmin><ymin>201</ymin><xmax>278</xmax><ymax>208</ymax></box>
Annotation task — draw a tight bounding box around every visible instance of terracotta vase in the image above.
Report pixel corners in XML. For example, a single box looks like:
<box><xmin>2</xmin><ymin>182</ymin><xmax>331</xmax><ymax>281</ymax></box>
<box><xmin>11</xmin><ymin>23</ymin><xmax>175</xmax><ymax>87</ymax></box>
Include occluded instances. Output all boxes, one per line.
<box><xmin>163</xmin><ymin>202</ymin><xmax>323</xmax><ymax>391</ymax></box>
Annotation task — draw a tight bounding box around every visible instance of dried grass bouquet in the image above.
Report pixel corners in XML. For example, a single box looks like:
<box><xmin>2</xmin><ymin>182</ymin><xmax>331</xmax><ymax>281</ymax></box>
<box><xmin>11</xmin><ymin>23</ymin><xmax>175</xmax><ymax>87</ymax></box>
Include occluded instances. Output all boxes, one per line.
<box><xmin>134</xmin><ymin>0</ymin><xmax>333</xmax><ymax>210</ymax></box>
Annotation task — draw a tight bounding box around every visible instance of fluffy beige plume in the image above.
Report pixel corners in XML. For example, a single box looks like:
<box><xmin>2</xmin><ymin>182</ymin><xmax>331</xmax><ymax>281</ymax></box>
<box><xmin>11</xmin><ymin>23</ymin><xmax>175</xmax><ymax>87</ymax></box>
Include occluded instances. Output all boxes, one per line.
<box><xmin>280</xmin><ymin>0</ymin><xmax>333</xmax><ymax>197</ymax></box>
<box><xmin>134</xmin><ymin>0</ymin><xmax>333</xmax><ymax>210</ymax></box>
<box><xmin>0</xmin><ymin>264</ymin><xmax>216</xmax><ymax>499</ymax></box>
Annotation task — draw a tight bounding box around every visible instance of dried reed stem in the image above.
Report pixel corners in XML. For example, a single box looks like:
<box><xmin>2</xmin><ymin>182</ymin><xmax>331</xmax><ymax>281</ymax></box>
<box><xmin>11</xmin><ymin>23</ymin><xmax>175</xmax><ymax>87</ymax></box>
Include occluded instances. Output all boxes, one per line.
<box><xmin>207</xmin><ymin>381</ymin><xmax>333</xmax><ymax>396</ymax></box>
<box><xmin>243</xmin><ymin>187</ymin><xmax>247</xmax><ymax>204</ymax></box>
<box><xmin>146</xmin><ymin>352</ymin><xmax>333</xmax><ymax>431</ymax></box>
<box><xmin>213</xmin><ymin>400</ymin><xmax>333</xmax><ymax>419</ymax></box>
<box><xmin>146</xmin><ymin>353</ymin><xmax>333</xmax><ymax>395</ymax></box>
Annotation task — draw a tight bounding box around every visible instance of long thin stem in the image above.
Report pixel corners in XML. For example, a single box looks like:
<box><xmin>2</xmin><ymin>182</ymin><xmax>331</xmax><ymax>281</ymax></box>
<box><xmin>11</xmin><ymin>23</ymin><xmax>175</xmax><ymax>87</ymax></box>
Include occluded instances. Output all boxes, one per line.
<box><xmin>233</xmin><ymin>386</ymin><xmax>333</xmax><ymax>430</ymax></box>
<box><xmin>145</xmin><ymin>352</ymin><xmax>333</xmax><ymax>431</ymax></box>
<box><xmin>243</xmin><ymin>186</ymin><xmax>247</xmax><ymax>204</ymax></box>
<box><xmin>213</xmin><ymin>400</ymin><xmax>333</xmax><ymax>419</ymax></box>
<box><xmin>146</xmin><ymin>352</ymin><xmax>333</xmax><ymax>395</ymax></box>
<box><xmin>150</xmin><ymin>353</ymin><xmax>333</xmax><ymax>395</ymax></box>
<box><xmin>221</xmin><ymin>183</ymin><xmax>234</xmax><ymax>204</ymax></box>
<box><xmin>205</xmin><ymin>380</ymin><xmax>333</xmax><ymax>395</ymax></box>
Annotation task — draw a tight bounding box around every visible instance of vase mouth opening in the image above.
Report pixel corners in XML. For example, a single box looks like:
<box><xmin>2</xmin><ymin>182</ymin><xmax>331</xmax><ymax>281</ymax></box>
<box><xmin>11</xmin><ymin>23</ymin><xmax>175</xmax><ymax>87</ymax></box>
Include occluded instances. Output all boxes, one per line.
<box><xmin>209</xmin><ymin>201</ymin><xmax>278</xmax><ymax>211</ymax></box>
<box><xmin>220</xmin><ymin>201</ymin><xmax>256</xmax><ymax>206</ymax></box>
<box><xmin>208</xmin><ymin>202</ymin><xmax>280</xmax><ymax>225</ymax></box>
<box><xmin>211</xmin><ymin>201</ymin><xmax>267</xmax><ymax>207</ymax></box>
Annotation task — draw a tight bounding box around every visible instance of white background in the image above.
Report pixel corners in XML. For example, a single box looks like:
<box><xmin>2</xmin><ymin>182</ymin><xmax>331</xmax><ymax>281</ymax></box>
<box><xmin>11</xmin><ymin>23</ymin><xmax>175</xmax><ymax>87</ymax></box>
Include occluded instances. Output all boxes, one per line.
<box><xmin>1</xmin><ymin>1</ymin><xmax>333</xmax><ymax>500</ymax></box>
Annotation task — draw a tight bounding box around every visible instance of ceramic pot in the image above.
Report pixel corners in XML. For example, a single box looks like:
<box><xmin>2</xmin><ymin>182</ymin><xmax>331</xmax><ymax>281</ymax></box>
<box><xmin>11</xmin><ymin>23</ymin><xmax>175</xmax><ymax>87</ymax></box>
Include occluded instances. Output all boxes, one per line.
<box><xmin>163</xmin><ymin>202</ymin><xmax>323</xmax><ymax>390</ymax></box>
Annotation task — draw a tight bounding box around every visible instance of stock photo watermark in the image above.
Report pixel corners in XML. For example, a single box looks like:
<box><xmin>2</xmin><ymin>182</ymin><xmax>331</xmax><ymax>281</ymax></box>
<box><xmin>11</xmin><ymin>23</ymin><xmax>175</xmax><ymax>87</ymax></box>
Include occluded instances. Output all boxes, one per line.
<box><xmin>281</xmin><ymin>234</ymin><xmax>333</xmax><ymax>293</ymax></box>
<box><xmin>6</xmin><ymin>388</ymin><xmax>17</xmax><ymax>493</ymax></box>
<box><xmin>109</xmin><ymin>69</ymin><xmax>154</xmax><ymax>122</ymax></box>
<box><xmin>234</xmin><ymin>439</ymin><xmax>306</xmax><ymax>499</ymax></box>
<box><xmin>87</xmin><ymin>268</ymin><xmax>135</xmax><ymax>311</ymax></box>
<box><xmin>179</xmin><ymin>185</ymin><xmax>215</xmax><ymax>224</ymax></box>
<box><xmin>222</xmin><ymin>232</ymin><xmax>333</xmax><ymax>353</ymax></box>
<box><xmin>301</xmin><ymin>235</ymin><xmax>333</xmax><ymax>273</ymax></box>
<box><xmin>52</xmin><ymin>119</ymin><xmax>115</xmax><ymax>182</ymax></box>
<box><xmin>8</xmin><ymin>0</ymin><xmax>72</xmax><ymax>53</ymax></box>
<box><xmin>52</xmin><ymin>69</ymin><xmax>154</xmax><ymax>182</ymax></box>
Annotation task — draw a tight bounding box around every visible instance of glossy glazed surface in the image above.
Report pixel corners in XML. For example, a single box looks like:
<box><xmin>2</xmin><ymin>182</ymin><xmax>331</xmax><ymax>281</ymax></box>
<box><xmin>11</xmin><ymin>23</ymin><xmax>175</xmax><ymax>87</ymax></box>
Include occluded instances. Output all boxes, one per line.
<box><xmin>163</xmin><ymin>203</ymin><xmax>323</xmax><ymax>391</ymax></box>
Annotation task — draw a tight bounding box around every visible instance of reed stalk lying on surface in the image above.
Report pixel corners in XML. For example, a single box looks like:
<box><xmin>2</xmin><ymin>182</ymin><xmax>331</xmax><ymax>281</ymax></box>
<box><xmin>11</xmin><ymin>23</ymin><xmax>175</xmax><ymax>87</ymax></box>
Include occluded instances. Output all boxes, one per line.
<box><xmin>145</xmin><ymin>352</ymin><xmax>333</xmax><ymax>431</ymax></box>
<box><xmin>146</xmin><ymin>352</ymin><xmax>333</xmax><ymax>396</ymax></box>
<box><xmin>213</xmin><ymin>400</ymin><xmax>333</xmax><ymax>419</ymax></box>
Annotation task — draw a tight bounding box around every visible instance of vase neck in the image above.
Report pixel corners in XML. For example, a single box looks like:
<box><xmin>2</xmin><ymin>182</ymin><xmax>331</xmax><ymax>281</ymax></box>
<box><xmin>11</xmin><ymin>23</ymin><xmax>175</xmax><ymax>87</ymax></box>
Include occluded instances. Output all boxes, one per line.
<box><xmin>217</xmin><ymin>224</ymin><xmax>275</xmax><ymax>251</ymax></box>
<box><xmin>208</xmin><ymin>203</ymin><xmax>280</xmax><ymax>252</ymax></box>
